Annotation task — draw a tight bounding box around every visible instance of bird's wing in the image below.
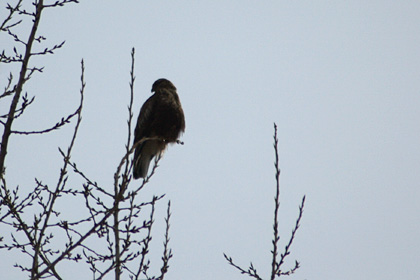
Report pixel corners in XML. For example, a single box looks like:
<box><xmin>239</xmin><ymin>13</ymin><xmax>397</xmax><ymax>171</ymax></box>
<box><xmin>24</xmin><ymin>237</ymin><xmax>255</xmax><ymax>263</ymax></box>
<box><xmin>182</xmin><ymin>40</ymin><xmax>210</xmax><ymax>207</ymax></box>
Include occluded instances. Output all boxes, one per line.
<box><xmin>134</xmin><ymin>94</ymin><xmax>156</xmax><ymax>145</ymax></box>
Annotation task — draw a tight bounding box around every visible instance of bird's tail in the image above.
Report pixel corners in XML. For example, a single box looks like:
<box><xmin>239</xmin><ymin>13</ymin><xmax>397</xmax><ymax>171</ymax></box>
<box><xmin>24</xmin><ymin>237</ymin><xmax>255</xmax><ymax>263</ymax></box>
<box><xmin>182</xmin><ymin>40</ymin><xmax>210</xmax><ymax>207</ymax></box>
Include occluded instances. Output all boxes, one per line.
<box><xmin>133</xmin><ymin>140</ymin><xmax>165</xmax><ymax>179</ymax></box>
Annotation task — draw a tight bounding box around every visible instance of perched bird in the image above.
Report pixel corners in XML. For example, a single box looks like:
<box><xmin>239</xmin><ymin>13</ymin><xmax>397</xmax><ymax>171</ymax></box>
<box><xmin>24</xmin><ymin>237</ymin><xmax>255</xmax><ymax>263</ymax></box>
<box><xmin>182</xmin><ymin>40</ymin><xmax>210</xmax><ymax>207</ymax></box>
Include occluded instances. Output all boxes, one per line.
<box><xmin>133</xmin><ymin>79</ymin><xmax>185</xmax><ymax>179</ymax></box>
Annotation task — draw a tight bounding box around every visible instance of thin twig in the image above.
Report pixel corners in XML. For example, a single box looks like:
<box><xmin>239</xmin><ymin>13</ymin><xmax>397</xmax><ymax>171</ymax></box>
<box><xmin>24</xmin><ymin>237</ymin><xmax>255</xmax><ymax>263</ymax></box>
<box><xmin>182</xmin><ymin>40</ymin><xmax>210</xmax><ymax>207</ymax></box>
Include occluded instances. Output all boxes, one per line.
<box><xmin>224</xmin><ymin>123</ymin><xmax>306</xmax><ymax>280</ymax></box>
<box><xmin>277</xmin><ymin>196</ymin><xmax>305</xmax><ymax>276</ymax></box>
<box><xmin>33</xmin><ymin>60</ymin><xmax>85</xmax><ymax>279</ymax></box>
<box><xmin>0</xmin><ymin>0</ymin><xmax>23</xmax><ymax>32</ymax></box>
<box><xmin>223</xmin><ymin>254</ymin><xmax>263</xmax><ymax>280</ymax></box>
<box><xmin>11</xmin><ymin>107</ymin><xmax>79</xmax><ymax>135</ymax></box>
<box><xmin>158</xmin><ymin>200</ymin><xmax>173</xmax><ymax>280</ymax></box>
<box><xmin>270</xmin><ymin>123</ymin><xmax>281</xmax><ymax>280</ymax></box>
<box><xmin>0</xmin><ymin>0</ymin><xmax>44</xmax><ymax>178</ymax></box>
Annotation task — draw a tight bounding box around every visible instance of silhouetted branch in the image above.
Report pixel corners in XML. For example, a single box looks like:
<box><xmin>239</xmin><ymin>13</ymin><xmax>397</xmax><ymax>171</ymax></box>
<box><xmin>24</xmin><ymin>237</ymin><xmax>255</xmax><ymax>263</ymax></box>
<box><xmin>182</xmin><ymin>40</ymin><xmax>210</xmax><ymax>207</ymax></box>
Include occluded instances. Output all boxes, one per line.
<box><xmin>10</xmin><ymin>107</ymin><xmax>80</xmax><ymax>135</ymax></box>
<box><xmin>0</xmin><ymin>72</ymin><xmax>15</xmax><ymax>99</ymax></box>
<box><xmin>271</xmin><ymin>123</ymin><xmax>281</xmax><ymax>280</ymax></box>
<box><xmin>7</xmin><ymin>27</ymin><xmax>27</xmax><ymax>45</ymax></box>
<box><xmin>0</xmin><ymin>93</ymin><xmax>35</xmax><ymax>123</ymax></box>
<box><xmin>223</xmin><ymin>254</ymin><xmax>263</xmax><ymax>280</ymax></box>
<box><xmin>30</xmin><ymin>40</ymin><xmax>65</xmax><ymax>56</ymax></box>
<box><xmin>0</xmin><ymin>0</ymin><xmax>46</xmax><ymax>178</ymax></box>
<box><xmin>2</xmin><ymin>4</ymin><xmax>175</xmax><ymax>276</ymax></box>
<box><xmin>0</xmin><ymin>0</ymin><xmax>23</xmax><ymax>31</ymax></box>
<box><xmin>32</xmin><ymin>59</ymin><xmax>84</xmax><ymax>279</ymax></box>
<box><xmin>126</xmin><ymin>48</ymin><xmax>136</xmax><ymax>159</ymax></box>
<box><xmin>157</xmin><ymin>200</ymin><xmax>173</xmax><ymax>280</ymax></box>
<box><xmin>43</xmin><ymin>0</ymin><xmax>80</xmax><ymax>8</ymax></box>
<box><xmin>277</xmin><ymin>196</ymin><xmax>305</xmax><ymax>277</ymax></box>
<box><xmin>224</xmin><ymin>123</ymin><xmax>306</xmax><ymax>280</ymax></box>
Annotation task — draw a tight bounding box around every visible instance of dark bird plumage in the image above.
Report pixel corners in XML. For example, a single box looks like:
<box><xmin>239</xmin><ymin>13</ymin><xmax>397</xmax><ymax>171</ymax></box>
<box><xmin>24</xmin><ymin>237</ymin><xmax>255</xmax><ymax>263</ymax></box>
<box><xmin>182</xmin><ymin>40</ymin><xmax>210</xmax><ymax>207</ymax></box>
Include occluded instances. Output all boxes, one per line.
<box><xmin>133</xmin><ymin>79</ymin><xmax>185</xmax><ymax>179</ymax></box>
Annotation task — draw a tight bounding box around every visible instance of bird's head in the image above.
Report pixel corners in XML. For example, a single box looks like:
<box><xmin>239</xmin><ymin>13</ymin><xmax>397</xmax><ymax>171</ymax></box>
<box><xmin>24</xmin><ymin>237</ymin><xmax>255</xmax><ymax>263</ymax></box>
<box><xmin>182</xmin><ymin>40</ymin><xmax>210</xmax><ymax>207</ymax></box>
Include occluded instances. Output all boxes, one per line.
<box><xmin>151</xmin><ymin>78</ymin><xmax>176</xmax><ymax>92</ymax></box>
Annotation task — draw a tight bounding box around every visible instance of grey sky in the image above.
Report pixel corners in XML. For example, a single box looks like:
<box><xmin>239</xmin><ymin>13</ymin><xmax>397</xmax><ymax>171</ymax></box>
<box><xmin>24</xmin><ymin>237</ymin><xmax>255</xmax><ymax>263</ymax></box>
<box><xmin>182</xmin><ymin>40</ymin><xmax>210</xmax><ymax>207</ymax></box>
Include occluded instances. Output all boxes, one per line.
<box><xmin>1</xmin><ymin>1</ymin><xmax>420</xmax><ymax>279</ymax></box>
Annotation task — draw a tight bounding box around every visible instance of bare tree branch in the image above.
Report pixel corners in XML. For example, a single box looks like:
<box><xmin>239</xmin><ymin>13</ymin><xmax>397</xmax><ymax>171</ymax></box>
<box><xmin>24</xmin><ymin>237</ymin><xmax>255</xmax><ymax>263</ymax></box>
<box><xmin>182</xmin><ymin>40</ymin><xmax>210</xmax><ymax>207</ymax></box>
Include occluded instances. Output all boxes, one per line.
<box><xmin>157</xmin><ymin>200</ymin><xmax>173</xmax><ymax>280</ymax></box>
<box><xmin>277</xmin><ymin>196</ymin><xmax>305</xmax><ymax>277</ymax></box>
<box><xmin>43</xmin><ymin>0</ymin><xmax>80</xmax><ymax>8</ymax></box>
<box><xmin>0</xmin><ymin>0</ymin><xmax>23</xmax><ymax>31</ymax></box>
<box><xmin>10</xmin><ymin>106</ymin><xmax>79</xmax><ymax>135</ymax></box>
<box><xmin>224</xmin><ymin>123</ymin><xmax>306</xmax><ymax>280</ymax></box>
<box><xmin>30</xmin><ymin>40</ymin><xmax>65</xmax><ymax>56</ymax></box>
<box><xmin>271</xmin><ymin>123</ymin><xmax>281</xmax><ymax>280</ymax></box>
<box><xmin>2</xmin><ymin>3</ymin><xmax>176</xmax><ymax>277</ymax></box>
<box><xmin>223</xmin><ymin>254</ymin><xmax>263</xmax><ymax>280</ymax></box>
<box><xmin>0</xmin><ymin>72</ymin><xmax>15</xmax><ymax>99</ymax></box>
<box><xmin>32</xmin><ymin>59</ymin><xmax>84</xmax><ymax>279</ymax></box>
<box><xmin>0</xmin><ymin>0</ymin><xmax>45</xmax><ymax>178</ymax></box>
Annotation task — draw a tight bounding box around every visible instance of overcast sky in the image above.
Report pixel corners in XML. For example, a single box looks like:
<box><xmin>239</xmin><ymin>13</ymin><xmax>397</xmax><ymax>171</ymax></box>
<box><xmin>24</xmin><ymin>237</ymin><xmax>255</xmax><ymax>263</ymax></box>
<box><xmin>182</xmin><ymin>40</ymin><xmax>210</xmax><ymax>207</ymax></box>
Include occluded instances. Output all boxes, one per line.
<box><xmin>1</xmin><ymin>1</ymin><xmax>420</xmax><ymax>279</ymax></box>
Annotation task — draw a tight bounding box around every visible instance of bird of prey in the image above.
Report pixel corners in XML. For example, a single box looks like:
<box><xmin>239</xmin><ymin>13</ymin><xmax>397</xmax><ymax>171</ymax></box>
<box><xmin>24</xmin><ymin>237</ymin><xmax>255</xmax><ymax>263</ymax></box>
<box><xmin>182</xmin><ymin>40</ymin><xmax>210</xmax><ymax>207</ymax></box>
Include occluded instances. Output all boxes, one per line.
<box><xmin>133</xmin><ymin>78</ymin><xmax>185</xmax><ymax>179</ymax></box>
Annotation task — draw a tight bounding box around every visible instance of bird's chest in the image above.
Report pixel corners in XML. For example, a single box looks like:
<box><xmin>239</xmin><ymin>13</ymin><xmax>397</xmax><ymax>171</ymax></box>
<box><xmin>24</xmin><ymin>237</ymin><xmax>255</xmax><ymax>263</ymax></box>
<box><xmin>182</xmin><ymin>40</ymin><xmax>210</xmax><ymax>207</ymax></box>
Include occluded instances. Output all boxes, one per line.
<box><xmin>151</xmin><ymin>100</ymin><xmax>183</xmax><ymax>139</ymax></box>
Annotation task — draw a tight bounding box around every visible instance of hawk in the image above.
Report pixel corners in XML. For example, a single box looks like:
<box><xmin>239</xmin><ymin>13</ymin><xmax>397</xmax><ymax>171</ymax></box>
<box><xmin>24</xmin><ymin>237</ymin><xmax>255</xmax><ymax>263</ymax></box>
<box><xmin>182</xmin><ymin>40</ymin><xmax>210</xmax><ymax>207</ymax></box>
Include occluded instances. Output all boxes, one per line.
<box><xmin>133</xmin><ymin>78</ymin><xmax>185</xmax><ymax>179</ymax></box>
